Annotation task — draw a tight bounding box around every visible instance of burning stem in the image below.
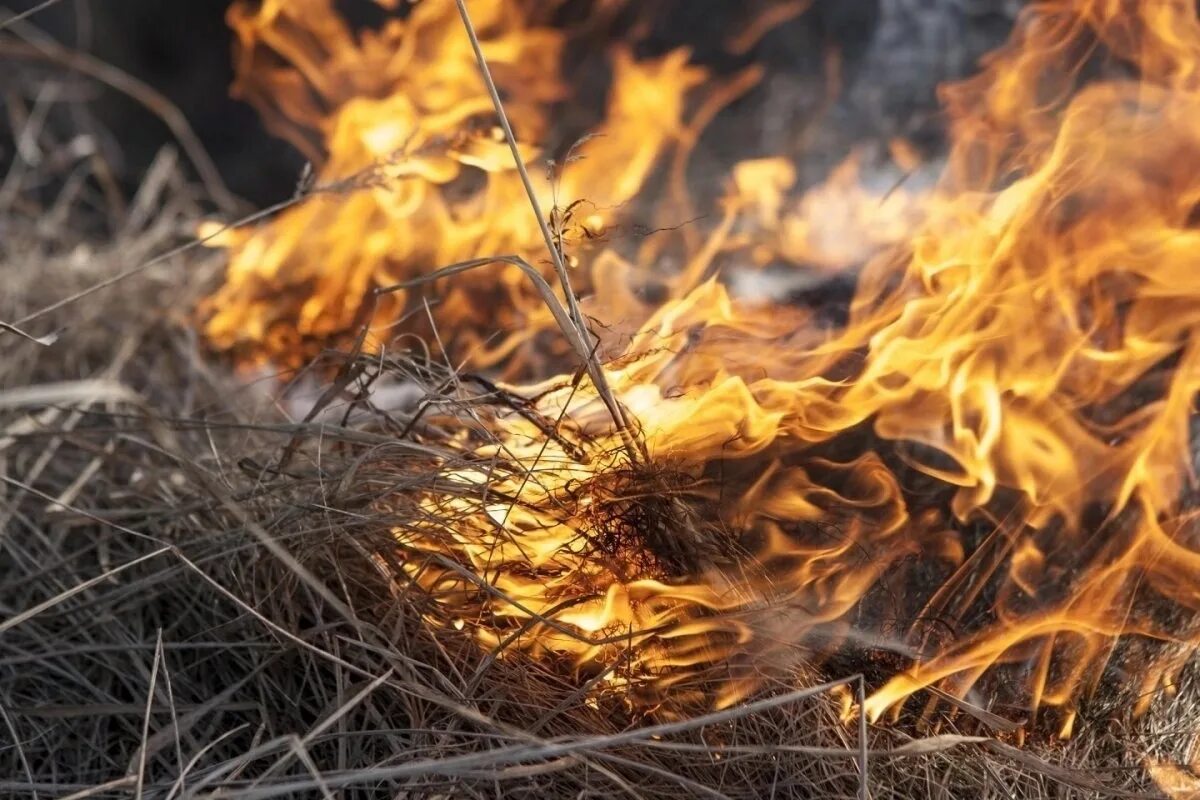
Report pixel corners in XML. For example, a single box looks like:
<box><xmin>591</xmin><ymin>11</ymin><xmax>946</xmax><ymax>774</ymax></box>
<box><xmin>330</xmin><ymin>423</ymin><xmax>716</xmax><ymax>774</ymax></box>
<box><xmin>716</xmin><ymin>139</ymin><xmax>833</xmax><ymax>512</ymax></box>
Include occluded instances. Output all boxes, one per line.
<box><xmin>451</xmin><ymin>0</ymin><xmax>644</xmax><ymax>463</ymax></box>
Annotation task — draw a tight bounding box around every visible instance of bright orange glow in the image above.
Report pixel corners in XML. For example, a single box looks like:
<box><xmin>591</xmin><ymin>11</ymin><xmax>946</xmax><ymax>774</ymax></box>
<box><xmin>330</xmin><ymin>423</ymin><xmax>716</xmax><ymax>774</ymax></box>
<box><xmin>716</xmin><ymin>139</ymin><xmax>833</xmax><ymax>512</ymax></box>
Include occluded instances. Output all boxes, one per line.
<box><xmin>206</xmin><ymin>0</ymin><xmax>1200</xmax><ymax>728</ymax></box>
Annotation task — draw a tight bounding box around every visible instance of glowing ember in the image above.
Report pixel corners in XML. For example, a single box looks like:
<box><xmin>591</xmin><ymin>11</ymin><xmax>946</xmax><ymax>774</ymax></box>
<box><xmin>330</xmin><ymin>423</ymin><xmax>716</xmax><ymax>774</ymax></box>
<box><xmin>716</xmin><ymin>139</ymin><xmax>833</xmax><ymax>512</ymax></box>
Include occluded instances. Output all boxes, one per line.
<box><xmin>206</xmin><ymin>0</ymin><xmax>1200</xmax><ymax>728</ymax></box>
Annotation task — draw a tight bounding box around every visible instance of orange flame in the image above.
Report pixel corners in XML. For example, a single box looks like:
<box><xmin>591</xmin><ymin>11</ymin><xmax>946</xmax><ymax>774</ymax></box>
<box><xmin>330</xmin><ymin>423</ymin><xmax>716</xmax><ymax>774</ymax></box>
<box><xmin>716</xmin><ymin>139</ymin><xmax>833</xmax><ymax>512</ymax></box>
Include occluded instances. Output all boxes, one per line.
<box><xmin>207</xmin><ymin>0</ymin><xmax>1200</xmax><ymax>727</ymax></box>
<box><xmin>730</xmin><ymin>141</ymin><xmax>931</xmax><ymax>272</ymax></box>
<box><xmin>203</xmin><ymin>0</ymin><xmax>709</xmax><ymax>371</ymax></box>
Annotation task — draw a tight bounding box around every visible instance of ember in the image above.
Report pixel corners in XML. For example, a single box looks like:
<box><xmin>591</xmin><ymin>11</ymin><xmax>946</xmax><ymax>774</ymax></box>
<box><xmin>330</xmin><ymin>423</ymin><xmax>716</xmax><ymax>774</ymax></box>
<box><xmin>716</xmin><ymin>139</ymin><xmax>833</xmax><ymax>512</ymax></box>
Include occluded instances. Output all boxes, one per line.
<box><xmin>204</xmin><ymin>0</ymin><xmax>1200</xmax><ymax>733</ymax></box>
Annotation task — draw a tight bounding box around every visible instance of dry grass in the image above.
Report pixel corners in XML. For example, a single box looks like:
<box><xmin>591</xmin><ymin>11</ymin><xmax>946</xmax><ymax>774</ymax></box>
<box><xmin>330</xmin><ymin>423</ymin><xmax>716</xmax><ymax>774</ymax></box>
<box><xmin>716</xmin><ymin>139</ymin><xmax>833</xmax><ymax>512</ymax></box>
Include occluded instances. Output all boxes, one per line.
<box><xmin>2</xmin><ymin>189</ymin><xmax>1199</xmax><ymax>799</ymax></box>
<box><xmin>3</xmin><ymin>25</ymin><xmax>1200</xmax><ymax>800</ymax></box>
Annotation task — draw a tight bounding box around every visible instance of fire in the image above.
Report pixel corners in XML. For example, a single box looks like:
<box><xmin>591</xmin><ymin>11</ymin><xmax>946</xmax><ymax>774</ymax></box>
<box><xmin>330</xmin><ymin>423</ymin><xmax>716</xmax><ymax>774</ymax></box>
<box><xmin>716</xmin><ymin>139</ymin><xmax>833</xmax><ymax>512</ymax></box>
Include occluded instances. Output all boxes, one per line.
<box><xmin>729</xmin><ymin>140</ymin><xmax>931</xmax><ymax>273</ymax></box>
<box><xmin>207</xmin><ymin>0</ymin><xmax>1200</xmax><ymax>729</ymax></box>
<box><xmin>203</xmin><ymin>0</ymin><xmax>704</xmax><ymax>370</ymax></box>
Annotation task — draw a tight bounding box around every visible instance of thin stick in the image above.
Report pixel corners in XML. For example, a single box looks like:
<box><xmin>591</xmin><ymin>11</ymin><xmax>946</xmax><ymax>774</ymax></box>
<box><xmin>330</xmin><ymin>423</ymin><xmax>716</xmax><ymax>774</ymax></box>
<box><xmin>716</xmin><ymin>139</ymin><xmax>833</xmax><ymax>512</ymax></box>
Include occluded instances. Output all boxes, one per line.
<box><xmin>451</xmin><ymin>0</ymin><xmax>642</xmax><ymax>463</ymax></box>
<box><xmin>453</xmin><ymin>0</ymin><xmax>570</xmax><ymax>314</ymax></box>
<box><xmin>56</xmin><ymin>777</ymin><xmax>137</xmax><ymax>800</ymax></box>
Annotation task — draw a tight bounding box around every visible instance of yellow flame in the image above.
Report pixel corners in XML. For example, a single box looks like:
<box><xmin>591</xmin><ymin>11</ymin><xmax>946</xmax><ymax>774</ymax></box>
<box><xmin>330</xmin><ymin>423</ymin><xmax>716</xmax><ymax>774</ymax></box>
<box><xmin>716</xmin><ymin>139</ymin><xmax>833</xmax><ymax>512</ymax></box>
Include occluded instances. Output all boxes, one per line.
<box><xmin>203</xmin><ymin>0</ymin><xmax>707</xmax><ymax>371</ymax></box>
<box><xmin>206</xmin><ymin>0</ymin><xmax>1200</xmax><ymax>724</ymax></box>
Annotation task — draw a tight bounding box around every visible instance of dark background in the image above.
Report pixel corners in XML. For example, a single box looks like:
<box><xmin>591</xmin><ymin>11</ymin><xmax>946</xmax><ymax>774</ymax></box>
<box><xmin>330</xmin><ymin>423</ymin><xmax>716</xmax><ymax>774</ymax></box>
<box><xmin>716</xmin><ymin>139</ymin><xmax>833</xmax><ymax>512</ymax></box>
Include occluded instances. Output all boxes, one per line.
<box><xmin>1</xmin><ymin>0</ymin><xmax>1019</xmax><ymax>208</ymax></box>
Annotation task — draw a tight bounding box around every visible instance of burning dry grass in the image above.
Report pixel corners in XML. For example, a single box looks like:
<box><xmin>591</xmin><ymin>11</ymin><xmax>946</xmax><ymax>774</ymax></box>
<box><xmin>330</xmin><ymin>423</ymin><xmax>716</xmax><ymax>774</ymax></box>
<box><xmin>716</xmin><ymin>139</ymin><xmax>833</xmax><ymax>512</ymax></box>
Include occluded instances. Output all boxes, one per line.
<box><xmin>1</xmin><ymin>189</ymin><xmax>1199</xmax><ymax>799</ymax></box>
<box><xmin>6</xmin><ymin>2</ymin><xmax>1200</xmax><ymax>796</ymax></box>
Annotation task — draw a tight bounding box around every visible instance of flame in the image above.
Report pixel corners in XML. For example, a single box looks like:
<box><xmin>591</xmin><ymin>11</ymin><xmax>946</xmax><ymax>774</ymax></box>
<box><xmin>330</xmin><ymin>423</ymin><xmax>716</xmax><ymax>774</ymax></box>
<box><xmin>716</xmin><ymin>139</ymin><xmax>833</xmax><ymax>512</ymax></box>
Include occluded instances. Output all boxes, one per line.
<box><xmin>207</xmin><ymin>0</ymin><xmax>1200</xmax><ymax>728</ymax></box>
<box><xmin>203</xmin><ymin>0</ymin><xmax>704</xmax><ymax>370</ymax></box>
<box><xmin>730</xmin><ymin>141</ymin><xmax>932</xmax><ymax>272</ymax></box>
<box><xmin>1150</xmin><ymin>749</ymin><xmax>1200</xmax><ymax>800</ymax></box>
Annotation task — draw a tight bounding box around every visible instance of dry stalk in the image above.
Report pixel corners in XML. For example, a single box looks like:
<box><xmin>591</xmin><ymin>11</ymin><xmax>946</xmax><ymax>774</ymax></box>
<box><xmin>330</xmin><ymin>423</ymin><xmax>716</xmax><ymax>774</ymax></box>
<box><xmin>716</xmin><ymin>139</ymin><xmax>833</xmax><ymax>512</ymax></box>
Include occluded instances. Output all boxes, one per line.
<box><xmin>451</xmin><ymin>0</ymin><xmax>644</xmax><ymax>464</ymax></box>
